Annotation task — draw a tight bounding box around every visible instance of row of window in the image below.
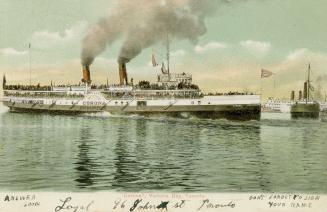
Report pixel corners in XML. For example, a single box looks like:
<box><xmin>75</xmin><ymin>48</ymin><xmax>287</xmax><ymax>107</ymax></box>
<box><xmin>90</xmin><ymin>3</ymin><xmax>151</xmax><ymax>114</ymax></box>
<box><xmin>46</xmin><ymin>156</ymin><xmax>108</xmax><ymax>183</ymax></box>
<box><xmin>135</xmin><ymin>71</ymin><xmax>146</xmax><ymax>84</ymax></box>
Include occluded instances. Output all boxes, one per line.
<box><xmin>113</xmin><ymin>101</ymin><xmax>212</xmax><ymax>106</ymax></box>
<box><xmin>191</xmin><ymin>101</ymin><xmax>211</xmax><ymax>105</ymax></box>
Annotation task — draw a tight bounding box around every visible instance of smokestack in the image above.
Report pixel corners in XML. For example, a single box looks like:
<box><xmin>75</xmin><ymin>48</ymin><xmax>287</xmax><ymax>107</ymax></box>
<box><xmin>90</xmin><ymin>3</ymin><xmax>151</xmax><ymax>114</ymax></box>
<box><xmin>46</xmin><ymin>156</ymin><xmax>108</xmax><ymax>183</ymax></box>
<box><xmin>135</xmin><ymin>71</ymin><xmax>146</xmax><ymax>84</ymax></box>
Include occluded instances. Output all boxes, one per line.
<box><xmin>303</xmin><ymin>82</ymin><xmax>308</xmax><ymax>99</ymax></box>
<box><xmin>291</xmin><ymin>91</ymin><xmax>295</xmax><ymax>101</ymax></box>
<box><xmin>119</xmin><ymin>62</ymin><xmax>128</xmax><ymax>85</ymax></box>
<box><xmin>82</xmin><ymin>65</ymin><xmax>91</xmax><ymax>85</ymax></box>
<box><xmin>299</xmin><ymin>90</ymin><xmax>303</xmax><ymax>100</ymax></box>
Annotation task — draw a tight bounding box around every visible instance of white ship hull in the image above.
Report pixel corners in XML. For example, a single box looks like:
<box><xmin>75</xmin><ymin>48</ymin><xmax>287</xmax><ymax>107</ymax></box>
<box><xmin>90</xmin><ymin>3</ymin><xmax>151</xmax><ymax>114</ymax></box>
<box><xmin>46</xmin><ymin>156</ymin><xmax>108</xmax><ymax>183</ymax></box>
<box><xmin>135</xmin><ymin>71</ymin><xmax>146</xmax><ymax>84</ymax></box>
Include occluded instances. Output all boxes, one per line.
<box><xmin>3</xmin><ymin>93</ymin><xmax>261</xmax><ymax>120</ymax></box>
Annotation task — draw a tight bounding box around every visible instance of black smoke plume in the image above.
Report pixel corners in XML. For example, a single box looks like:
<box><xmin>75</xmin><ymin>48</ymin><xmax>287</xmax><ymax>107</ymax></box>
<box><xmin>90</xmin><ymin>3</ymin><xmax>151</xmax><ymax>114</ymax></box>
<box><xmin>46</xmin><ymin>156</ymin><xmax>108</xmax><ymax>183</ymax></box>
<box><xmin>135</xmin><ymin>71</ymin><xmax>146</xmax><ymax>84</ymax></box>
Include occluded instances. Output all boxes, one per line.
<box><xmin>81</xmin><ymin>0</ymin><xmax>238</xmax><ymax>66</ymax></box>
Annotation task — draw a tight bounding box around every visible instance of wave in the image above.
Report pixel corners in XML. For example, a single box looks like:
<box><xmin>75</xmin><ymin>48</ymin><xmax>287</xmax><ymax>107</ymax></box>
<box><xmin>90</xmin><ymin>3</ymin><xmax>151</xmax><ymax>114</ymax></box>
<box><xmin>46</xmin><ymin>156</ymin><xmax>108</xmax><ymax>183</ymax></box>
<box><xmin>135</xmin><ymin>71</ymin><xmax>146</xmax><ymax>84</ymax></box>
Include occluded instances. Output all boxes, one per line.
<box><xmin>81</xmin><ymin>112</ymin><xmax>145</xmax><ymax>119</ymax></box>
<box><xmin>261</xmin><ymin>112</ymin><xmax>291</xmax><ymax>121</ymax></box>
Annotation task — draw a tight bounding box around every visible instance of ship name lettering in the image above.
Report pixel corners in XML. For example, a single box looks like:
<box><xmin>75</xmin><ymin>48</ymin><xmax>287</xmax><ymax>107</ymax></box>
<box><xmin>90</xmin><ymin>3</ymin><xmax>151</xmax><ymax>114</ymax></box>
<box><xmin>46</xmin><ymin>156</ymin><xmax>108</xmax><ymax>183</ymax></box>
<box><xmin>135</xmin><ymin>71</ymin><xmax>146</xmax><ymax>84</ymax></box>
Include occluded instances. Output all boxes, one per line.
<box><xmin>83</xmin><ymin>101</ymin><xmax>103</xmax><ymax>106</ymax></box>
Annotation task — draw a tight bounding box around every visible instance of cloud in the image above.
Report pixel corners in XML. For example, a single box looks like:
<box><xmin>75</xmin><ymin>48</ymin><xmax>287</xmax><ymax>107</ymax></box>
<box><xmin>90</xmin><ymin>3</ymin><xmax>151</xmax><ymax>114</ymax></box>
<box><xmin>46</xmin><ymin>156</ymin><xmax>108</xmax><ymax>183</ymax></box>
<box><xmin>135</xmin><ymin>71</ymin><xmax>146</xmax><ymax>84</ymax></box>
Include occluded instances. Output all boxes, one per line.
<box><xmin>0</xmin><ymin>57</ymin><xmax>120</xmax><ymax>86</ymax></box>
<box><xmin>240</xmin><ymin>40</ymin><xmax>271</xmax><ymax>54</ymax></box>
<box><xmin>194</xmin><ymin>42</ymin><xmax>227</xmax><ymax>54</ymax></box>
<box><xmin>262</xmin><ymin>48</ymin><xmax>327</xmax><ymax>99</ymax></box>
<box><xmin>171</xmin><ymin>49</ymin><xmax>186</xmax><ymax>57</ymax></box>
<box><xmin>283</xmin><ymin>48</ymin><xmax>327</xmax><ymax>66</ymax></box>
<box><xmin>286</xmin><ymin>48</ymin><xmax>311</xmax><ymax>61</ymax></box>
<box><xmin>0</xmin><ymin>48</ymin><xmax>27</xmax><ymax>56</ymax></box>
<box><xmin>30</xmin><ymin>21</ymin><xmax>88</xmax><ymax>49</ymax></box>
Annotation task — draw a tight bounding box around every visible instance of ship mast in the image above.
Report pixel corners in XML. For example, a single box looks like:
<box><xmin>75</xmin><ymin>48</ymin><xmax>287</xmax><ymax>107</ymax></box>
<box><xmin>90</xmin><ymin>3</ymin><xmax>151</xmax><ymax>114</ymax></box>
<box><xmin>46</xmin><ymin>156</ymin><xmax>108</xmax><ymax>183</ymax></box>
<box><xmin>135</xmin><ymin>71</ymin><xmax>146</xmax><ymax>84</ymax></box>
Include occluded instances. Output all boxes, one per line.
<box><xmin>29</xmin><ymin>43</ymin><xmax>32</xmax><ymax>86</ymax></box>
<box><xmin>166</xmin><ymin>33</ymin><xmax>170</xmax><ymax>77</ymax></box>
<box><xmin>307</xmin><ymin>63</ymin><xmax>311</xmax><ymax>103</ymax></box>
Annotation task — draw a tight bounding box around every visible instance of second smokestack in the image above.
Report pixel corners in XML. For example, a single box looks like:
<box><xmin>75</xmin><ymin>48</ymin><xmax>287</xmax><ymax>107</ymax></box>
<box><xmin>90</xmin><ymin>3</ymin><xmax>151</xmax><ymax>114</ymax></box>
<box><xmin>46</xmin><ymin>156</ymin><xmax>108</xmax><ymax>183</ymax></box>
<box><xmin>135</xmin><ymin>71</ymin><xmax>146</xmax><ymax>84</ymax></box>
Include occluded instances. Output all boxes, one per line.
<box><xmin>304</xmin><ymin>82</ymin><xmax>308</xmax><ymax>99</ymax></box>
<box><xmin>291</xmin><ymin>91</ymin><xmax>295</xmax><ymax>101</ymax></box>
<box><xmin>119</xmin><ymin>62</ymin><xmax>128</xmax><ymax>85</ymax></box>
<box><xmin>82</xmin><ymin>65</ymin><xmax>91</xmax><ymax>85</ymax></box>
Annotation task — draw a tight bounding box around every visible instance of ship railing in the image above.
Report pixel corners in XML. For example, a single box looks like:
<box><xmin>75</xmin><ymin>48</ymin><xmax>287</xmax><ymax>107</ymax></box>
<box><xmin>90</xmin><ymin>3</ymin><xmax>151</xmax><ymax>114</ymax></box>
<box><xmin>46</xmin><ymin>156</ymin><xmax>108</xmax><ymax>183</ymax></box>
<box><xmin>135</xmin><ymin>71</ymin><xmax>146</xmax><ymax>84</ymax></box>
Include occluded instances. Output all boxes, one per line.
<box><xmin>103</xmin><ymin>94</ymin><xmax>203</xmax><ymax>100</ymax></box>
<box><xmin>102</xmin><ymin>89</ymin><xmax>202</xmax><ymax>98</ymax></box>
<box><xmin>101</xmin><ymin>89</ymin><xmax>200</xmax><ymax>94</ymax></box>
<box><xmin>4</xmin><ymin>91</ymin><xmax>85</xmax><ymax>99</ymax></box>
<box><xmin>4</xmin><ymin>95</ymin><xmax>85</xmax><ymax>100</ymax></box>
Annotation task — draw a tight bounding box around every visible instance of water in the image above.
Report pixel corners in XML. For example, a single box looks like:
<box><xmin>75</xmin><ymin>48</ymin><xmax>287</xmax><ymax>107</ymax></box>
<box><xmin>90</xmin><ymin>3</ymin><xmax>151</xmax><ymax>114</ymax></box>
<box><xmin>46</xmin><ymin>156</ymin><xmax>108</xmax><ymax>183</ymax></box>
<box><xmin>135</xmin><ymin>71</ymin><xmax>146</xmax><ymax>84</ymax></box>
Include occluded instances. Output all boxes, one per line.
<box><xmin>0</xmin><ymin>103</ymin><xmax>326</xmax><ymax>193</ymax></box>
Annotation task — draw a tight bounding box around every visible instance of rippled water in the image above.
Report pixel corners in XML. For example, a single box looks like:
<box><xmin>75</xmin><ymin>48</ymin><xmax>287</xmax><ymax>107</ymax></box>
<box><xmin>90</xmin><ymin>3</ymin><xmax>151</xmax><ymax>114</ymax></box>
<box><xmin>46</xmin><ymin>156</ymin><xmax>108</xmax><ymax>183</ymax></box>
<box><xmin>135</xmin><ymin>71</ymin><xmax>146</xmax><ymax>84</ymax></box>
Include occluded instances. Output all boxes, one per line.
<box><xmin>0</xmin><ymin>103</ymin><xmax>326</xmax><ymax>192</ymax></box>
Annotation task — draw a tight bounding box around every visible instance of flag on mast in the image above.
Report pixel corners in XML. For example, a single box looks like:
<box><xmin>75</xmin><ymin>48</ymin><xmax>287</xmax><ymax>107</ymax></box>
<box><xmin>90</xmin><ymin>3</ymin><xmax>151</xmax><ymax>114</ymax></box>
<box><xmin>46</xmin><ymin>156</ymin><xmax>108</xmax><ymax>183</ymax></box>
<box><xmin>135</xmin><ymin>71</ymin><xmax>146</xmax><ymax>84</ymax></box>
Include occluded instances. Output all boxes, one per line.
<box><xmin>152</xmin><ymin>53</ymin><xmax>158</xmax><ymax>67</ymax></box>
<box><xmin>261</xmin><ymin>69</ymin><xmax>274</xmax><ymax>78</ymax></box>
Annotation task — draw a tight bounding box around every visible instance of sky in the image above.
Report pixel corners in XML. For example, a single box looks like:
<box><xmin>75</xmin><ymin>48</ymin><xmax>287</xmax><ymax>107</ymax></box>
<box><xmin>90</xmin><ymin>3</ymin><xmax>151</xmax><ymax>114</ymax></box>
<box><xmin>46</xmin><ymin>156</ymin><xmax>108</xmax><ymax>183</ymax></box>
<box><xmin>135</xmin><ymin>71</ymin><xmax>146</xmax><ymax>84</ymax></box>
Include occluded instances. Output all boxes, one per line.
<box><xmin>1</xmin><ymin>0</ymin><xmax>327</xmax><ymax>100</ymax></box>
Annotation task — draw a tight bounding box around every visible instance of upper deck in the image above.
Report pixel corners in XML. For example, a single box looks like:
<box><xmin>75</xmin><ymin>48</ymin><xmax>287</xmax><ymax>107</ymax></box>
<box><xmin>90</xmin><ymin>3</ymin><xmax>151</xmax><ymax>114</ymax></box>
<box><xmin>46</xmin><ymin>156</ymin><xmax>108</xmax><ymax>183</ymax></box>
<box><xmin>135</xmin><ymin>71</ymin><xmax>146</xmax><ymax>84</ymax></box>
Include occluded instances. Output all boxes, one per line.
<box><xmin>3</xmin><ymin>85</ymin><xmax>203</xmax><ymax>100</ymax></box>
<box><xmin>3</xmin><ymin>86</ymin><xmax>257</xmax><ymax>100</ymax></box>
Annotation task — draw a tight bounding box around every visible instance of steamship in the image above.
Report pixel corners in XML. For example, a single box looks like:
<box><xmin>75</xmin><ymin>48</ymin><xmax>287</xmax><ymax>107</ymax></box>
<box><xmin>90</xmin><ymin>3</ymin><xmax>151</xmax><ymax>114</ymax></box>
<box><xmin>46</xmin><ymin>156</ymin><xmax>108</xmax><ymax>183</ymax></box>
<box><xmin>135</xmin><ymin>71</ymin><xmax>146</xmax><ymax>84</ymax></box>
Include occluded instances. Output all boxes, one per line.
<box><xmin>262</xmin><ymin>97</ymin><xmax>293</xmax><ymax>113</ymax></box>
<box><xmin>291</xmin><ymin>64</ymin><xmax>320</xmax><ymax>119</ymax></box>
<box><xmin>2</xmin><ymin>62</ymin><xmax>261</xmax><ymax>120</ymax></box>
<box><xmin>2</xmin><ymin>42</ymin><xmax>261</xmax><ymax>120</ymax></box>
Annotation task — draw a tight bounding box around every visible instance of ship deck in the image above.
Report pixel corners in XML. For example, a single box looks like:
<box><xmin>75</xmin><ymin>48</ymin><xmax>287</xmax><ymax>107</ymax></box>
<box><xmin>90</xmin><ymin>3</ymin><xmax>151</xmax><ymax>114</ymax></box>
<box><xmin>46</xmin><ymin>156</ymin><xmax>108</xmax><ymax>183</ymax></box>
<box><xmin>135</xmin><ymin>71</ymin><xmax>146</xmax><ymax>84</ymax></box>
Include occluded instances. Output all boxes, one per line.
<box><xmin>2</xmin><ymin>89</ymin><xmax>261</xmax><ymax>121</ymax></box>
